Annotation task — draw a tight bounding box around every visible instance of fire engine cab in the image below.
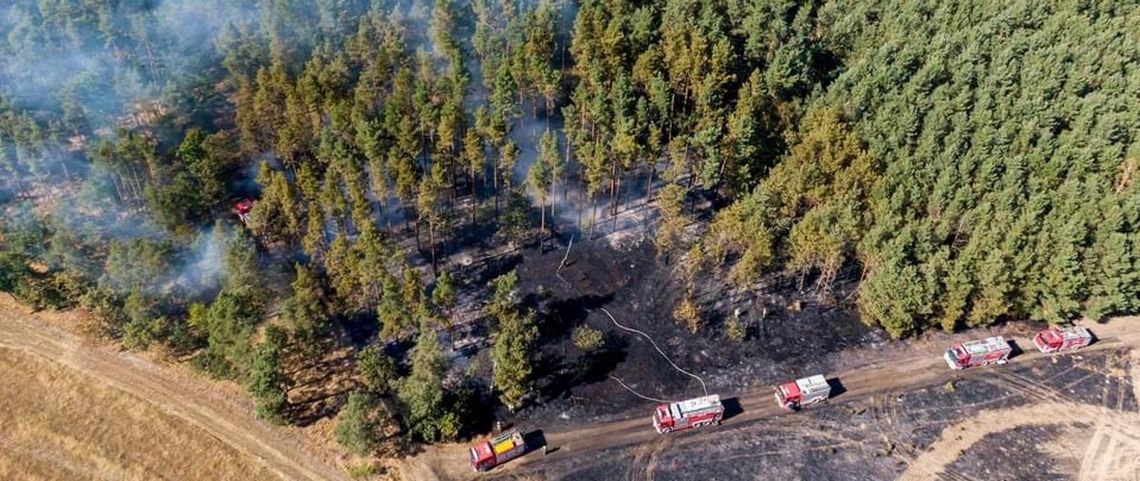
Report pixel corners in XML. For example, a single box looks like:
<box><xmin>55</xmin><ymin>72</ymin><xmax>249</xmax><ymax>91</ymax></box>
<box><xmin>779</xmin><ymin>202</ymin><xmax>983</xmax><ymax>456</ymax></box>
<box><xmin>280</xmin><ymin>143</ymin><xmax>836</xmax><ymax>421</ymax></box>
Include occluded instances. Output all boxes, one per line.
<box><xmin>653</xmin><ymin>394</ymin><xmax>724</xmax><ymax>434</ymax></box>
<box><xmin>1033</xmin><ymin>326</ymin><xmax>1093</xmax><ymax>353</ymax></box>
<box><xmin>944</xmin><ymin>336</ymin><xmax>1012</xmax><ymax>370</ymax></box>
<box><xmin>775</xmin><ymin>374</ymin><xmax>831</xmax><ymax>411</ymax></box>
<box><xmin>469</xmin><ymin>428</ymin><xmax>527</xmax><ymax>472</ymax></box>
<box><xmin>234</xmin><ymin>199</ymin><xmax>254</xmax><ymax>225</ymax></box>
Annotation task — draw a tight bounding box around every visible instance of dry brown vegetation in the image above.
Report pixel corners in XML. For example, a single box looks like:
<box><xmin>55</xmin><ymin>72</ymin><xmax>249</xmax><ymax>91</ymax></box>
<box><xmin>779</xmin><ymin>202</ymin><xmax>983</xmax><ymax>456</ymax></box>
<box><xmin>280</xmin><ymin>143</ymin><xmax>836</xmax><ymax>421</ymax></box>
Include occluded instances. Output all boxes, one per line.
<box><xmin>0</xmin><ymin>347</ymin><xmax>281</xmax><ymax>481</ymax></box>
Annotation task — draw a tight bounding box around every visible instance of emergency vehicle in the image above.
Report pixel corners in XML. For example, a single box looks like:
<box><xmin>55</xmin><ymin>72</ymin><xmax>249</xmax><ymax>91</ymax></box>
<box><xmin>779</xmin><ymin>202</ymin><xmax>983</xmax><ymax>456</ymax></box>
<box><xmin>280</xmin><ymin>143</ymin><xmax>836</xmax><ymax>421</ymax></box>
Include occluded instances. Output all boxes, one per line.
<box><xmin>652</xmin><ymin>394</ymin><xmax>724</xmax><ymax>433</ymax></box>
<box><xmin>944</xmin><ymin>336</ymin><xmax>1012</xmax><ymax>370</ymax></box>
<box><xmin>1033</xmin><ymin>326</ymin><xmax>1093</xmax><ymax>353</ymax></box>
<box><xmin>774</xmin><ymin>374</ymin><xmax>831</xmax><ymax>411</ymax></box>
<box><xmin>469</xmin><ymin>428</ymin><xmax>527</xmax><ymax>472</ymax></box>
<box><xmin>234</xmin><ymin>199</ymin><xmax>253</xmax><ymax>225</ymax></box>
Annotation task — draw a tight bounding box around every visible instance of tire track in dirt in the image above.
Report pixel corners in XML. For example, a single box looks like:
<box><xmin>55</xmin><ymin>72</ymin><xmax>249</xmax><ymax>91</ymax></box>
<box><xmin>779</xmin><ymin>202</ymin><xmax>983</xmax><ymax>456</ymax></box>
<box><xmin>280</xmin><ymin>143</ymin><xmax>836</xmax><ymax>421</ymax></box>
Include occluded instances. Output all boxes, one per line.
<box><xmin>897</xmin><ymin>401</ymin><xmax>1140</xmax><ymax>481</ymax></box>
<box><xmin>0</xmin><ymin>306</ymin><xmax>349</xmax><ymax>481</ymax></box>
<box><xmin>1076</xmin><ymin>350</ymin><xmax>1140</xmax><ymax>481</ymax></box>
<box><xmin>405</xmin><ymin>317</ymin><xmax>1140</xmax><ymax>481</ymax></box>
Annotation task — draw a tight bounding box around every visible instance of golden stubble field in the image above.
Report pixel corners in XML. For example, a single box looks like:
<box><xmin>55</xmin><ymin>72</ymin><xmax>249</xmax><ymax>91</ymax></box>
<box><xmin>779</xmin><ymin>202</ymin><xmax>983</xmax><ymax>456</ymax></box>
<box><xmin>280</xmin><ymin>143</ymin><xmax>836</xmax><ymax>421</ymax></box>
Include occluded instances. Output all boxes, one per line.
<box><xmin>0</xmin><ymin>346</ymin><xmax>282</xmax><ymax>481</ymax></box>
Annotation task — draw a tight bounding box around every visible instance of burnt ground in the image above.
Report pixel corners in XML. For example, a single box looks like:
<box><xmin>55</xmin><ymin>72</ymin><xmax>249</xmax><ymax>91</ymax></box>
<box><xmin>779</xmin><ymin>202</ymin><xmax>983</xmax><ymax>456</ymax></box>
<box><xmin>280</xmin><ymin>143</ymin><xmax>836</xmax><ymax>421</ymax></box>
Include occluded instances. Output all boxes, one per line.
<box><xmin>433</xmin><ymin>237</ymin><xmax>1140</xmax><ymax>481</ymax></box>
<box><xmin>494</xmin><ymin>236</ymin><xmax>881</xmax><ymax>431</ymax></box>
<box><xmin>504</xmin><ymin>349</ymin><xmax>1136</xmax><ymax>481</ymax></box>
<box><xmin>947</xmin><ymin>424</ymin><xmax>1072</xmax><ymax>481</ymax></box>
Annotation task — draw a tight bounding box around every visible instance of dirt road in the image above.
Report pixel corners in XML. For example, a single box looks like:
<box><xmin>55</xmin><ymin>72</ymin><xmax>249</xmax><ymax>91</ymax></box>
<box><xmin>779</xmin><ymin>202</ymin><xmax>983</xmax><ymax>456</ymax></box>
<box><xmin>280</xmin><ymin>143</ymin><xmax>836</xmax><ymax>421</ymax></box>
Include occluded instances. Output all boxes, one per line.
<box><xmin>0</xmin><ymin>302</ymin><xmax>350</xmax><ymax>481</ymax></box>
<box><xmin>408</xmin><ymin>316</ymin><xmax>1140</xmax><ymax>480</ymax></box>
<box><xmin>2</xmin><ymin>289</ymin><xmax>1134</xmax><ymax>481</ymax></box>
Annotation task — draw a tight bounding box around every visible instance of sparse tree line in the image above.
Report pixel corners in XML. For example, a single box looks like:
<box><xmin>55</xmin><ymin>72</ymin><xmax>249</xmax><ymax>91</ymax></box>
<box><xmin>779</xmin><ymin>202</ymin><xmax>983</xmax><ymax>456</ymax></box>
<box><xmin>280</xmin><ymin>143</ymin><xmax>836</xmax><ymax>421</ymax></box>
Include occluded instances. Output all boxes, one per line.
<box><xmin>2</xmin><ymin>0</ymin><xmax>1140</xmax><ymax>460</ymax></box>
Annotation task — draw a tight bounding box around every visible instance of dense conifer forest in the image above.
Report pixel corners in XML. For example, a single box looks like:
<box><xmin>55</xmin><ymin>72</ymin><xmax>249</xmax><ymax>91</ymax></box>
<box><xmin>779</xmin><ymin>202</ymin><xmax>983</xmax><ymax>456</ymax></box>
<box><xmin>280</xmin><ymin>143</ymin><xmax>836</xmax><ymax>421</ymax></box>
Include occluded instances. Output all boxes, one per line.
<box><xmin>2</xmin><ymin>0</ymin><xmax>1138</xmax><ymax>451</ymax></box>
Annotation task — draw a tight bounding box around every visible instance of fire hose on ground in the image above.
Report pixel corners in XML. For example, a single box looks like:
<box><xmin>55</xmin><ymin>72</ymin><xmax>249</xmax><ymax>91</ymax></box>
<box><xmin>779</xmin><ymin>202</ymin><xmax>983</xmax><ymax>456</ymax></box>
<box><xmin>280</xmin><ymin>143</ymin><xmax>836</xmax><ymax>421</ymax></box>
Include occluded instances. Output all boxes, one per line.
<box><xmin>555</xmin><ymin>237</ymin><xmax>709</xmax><ymax>404</ymax></box>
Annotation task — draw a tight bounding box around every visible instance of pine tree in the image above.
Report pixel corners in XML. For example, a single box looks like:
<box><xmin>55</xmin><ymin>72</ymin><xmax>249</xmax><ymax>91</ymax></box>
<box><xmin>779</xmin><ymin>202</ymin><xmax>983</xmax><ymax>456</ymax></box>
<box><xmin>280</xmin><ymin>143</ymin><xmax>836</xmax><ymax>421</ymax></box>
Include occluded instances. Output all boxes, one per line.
<box><xmin>417</xmin><ymin>162</ymin><xmax>449</xmax><ymax>270</ymax></box>
<box><xmin>431</xmin><ymin>270</ymin><xmax>457</xmax><ymax>323</ymax></box>
<box><xmin>527</xmin><ymin>141</ymin><xmax>552</xmax><ymax>250</ymax></box>
<box><xmin>485</xmin><ymin>270</ymin><xmax>536</xmax><ymax>410</ymax></box>
<box><xmin>357</xmin><ymin>343</ymin><xmax>398</xmax><ymax>394</ymax></box>
<box><xmin>397</xmin><ymin>329</ymin><xmax>461</xmax><ymax>442</ymax></box>
<box><xmin>281</xmin><ymin>263</ymin><xmax>329</xmax><ymax>352</ymax></box>
<box><xmin>249</xmin><ymin>325</ymin><xmax>289</xmax><ymax>424</ymax></box>
<box><xmin>334</xmin><ymin>391</ymin><xmax>384</xmax><ymax>455</ymax></box>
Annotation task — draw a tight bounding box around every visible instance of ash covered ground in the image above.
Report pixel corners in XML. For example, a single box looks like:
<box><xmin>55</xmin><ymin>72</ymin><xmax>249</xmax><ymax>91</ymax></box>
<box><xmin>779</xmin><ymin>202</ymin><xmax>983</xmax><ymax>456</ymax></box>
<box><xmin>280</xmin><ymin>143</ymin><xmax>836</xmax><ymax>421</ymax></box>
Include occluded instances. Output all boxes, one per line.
<box><xmin>512</xmin><ymin>350</ymin><xmax>1136</xmax><ymax>481</ymax></box>
<box><xmin>492</xmin><ymin>236</ymin><xmax>879</xmax><ymax>429</ymax></box>
<box><xmin>440</xmin><ymin>238</ymin><xmax>1138</xmax><ymax>481</ymax></box>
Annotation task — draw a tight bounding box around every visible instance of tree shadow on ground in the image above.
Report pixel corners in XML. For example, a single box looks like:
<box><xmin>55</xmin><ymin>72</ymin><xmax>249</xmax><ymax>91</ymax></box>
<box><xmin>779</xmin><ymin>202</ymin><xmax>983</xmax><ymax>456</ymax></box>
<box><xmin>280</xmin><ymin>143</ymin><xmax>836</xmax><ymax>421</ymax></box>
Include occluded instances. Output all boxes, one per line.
<box><xmin>458</xmin><ymin>378</ymin><xmax>497</xmax><ymax>438</ymax></box>
<box><xmin>537</xmin><ymin>335</ymin><xmax>629</xmax><ymax>401</ymax></box>
<box><xmin>540</xmin><ymin>293</ymin><xmax>613</xmax><ymax>341</ymax></box>
<box><xmin>286</xmin><ymin>387</ymin><xmax>353</xmax><ymax>427</ymax></box>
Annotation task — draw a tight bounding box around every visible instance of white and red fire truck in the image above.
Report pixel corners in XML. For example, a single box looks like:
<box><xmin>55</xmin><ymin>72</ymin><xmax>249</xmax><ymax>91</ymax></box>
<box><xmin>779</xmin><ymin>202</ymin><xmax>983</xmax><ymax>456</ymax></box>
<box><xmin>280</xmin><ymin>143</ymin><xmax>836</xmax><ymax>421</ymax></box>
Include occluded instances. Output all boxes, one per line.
<box><xmin>944</xmin><ymin>336</ymin><xmax>1012</xmax><ymax>370</ymax></box>
<box><xmin>1033</xmin><ymin>326</ymin><xmax>1093</xmax><ymax>353</ymax></box>
<box><xmin>652</xmin><ymin>394</ymin><xmax>724</xmax><ymax>434</ymax></box>
<box><xmin>468</xmin><ymin>428</ymin><xmax>527</xmax><ymax>472</ymax></box>
<box><xmin>774</xmin><ymin>374</ymin><xmax>831</xmax><ymax>411</ymax></box>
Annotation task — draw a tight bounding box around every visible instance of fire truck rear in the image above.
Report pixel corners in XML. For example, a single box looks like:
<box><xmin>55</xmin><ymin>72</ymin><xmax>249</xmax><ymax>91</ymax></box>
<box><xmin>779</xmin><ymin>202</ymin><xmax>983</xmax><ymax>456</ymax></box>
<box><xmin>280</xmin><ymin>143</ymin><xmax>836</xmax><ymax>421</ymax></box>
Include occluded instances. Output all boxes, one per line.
<box><xmin>944</xmin><ymin>336</ymin><xmax>1012</xmax><ymax>370</ymax></box>
<box><xmin>774</xmin><ymin>374</ymin><xmax>831</xmax><ymax>411</ymax></box>
<box><xmin>653</xmin><ymin>395</ymin><xmax>724</xmax><ymax>434</ymax></box>
<box><xmin>1033</xmin><ymin>326</ymin><xmax>1093</xmax><ymax>353</ymax></box>
<box><xmin>468</xmin><ymin>428</ymin><xmax>527</xmax><ymax>472</ymax></box>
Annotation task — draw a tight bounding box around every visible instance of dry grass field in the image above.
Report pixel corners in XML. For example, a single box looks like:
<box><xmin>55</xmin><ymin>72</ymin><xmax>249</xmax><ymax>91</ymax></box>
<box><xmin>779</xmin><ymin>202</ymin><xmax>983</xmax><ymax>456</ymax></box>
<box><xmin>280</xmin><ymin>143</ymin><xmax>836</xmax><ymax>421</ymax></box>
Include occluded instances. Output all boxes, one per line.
<box><xmin>0</xmin><ymin>347</ymin><xmax>282</xmax><ymax>481</ymax></box>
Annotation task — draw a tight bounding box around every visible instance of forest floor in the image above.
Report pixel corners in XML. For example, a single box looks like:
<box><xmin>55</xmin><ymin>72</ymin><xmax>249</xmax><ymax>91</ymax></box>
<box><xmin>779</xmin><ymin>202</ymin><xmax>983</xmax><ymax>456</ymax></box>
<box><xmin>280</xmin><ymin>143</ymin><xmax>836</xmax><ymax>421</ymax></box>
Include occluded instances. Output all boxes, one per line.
<box><xmin>0</xmin><ymin>294</ymin><xmax>352</xmax><ymax>481</ymax></box>
<box><xmin>3</xmin><ymin>232</ymin><xmax>1140</xmax><ymax>481</ymax></box>
<box><xmin>399</xmin><ymin>236</ymin><xmax>1140</xmax><ymax>481</ymax></box>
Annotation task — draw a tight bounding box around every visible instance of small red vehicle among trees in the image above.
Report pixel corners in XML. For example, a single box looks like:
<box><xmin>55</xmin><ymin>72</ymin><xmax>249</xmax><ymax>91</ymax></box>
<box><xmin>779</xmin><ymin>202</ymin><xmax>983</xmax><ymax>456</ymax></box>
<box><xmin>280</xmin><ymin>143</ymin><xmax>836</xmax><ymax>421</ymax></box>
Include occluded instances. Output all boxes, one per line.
<box><xmin>1033</xmin><ymin>326</ymin><xmax>1093</xmax><ymax>353</ymax></box>
<box><xmin>234</xmin><ymin>199</ymin><xmax>254</xmax><ymax>225</ymax></box>
<box><xmin>652</xmin><ymin>395</ymin><xmax>724</xmax><ymax>434</ymax></box>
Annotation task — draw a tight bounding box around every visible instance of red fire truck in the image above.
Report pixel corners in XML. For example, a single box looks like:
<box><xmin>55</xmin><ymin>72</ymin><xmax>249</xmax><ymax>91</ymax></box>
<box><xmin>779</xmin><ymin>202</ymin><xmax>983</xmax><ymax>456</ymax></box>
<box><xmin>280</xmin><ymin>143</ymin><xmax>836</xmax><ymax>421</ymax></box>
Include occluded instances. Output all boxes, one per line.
<box><xmin>774</xmin><ymin>374</ymin><xmax>831</xmax><ymax>411</ymax></box>
<box><xmin>469</xmin><ymin>428</ymin><xmax>527</xmax><ymax>472</ymax></box>
<box><xmin>234</xmin><ymin>199</ymin><xmax>254</xmax><ymax>225</ymax></box>
<box><xmin>1033</xmin><ymin>326</ymin><xmax>1093</xmax><ymax>353</ymax></box>
<box><xmin>653</xmin><ymin>394</ymin><xmax>724</xmax><ymax>434</ymax></box>
<box><xmin>944</xmin><ymin>336</ymin><xmax>1012</xmax><ymax>370</ymax></box>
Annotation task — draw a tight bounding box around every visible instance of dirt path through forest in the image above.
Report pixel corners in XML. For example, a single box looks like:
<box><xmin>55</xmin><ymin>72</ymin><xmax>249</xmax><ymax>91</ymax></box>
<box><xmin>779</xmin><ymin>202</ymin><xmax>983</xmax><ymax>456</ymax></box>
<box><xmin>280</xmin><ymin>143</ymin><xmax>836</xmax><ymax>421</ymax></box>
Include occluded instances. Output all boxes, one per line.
<box><xmin>405</xmin><ymin>316</ymin><xmax>1140</xmax><ymax>480</ymax></box>
<box><xmin>0</xmin><ymin>301</ymin><xmax>350</xmax><ymax>481</ymax></box>
<box><xmin>3</xmin><ymin>289</ymin><xmax>1136</xmax><ymax>481</ymax></box>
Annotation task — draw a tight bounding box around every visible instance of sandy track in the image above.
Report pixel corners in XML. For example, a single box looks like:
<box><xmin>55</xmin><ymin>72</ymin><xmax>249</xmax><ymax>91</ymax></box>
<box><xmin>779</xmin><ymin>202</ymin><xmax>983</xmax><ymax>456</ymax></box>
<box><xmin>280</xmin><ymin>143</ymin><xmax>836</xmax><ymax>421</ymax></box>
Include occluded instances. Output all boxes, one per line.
<box><xmin>898</xmin><ymin>402</ymin><xmax>1140</xmax><ymax>481</ymax></box>
<box><xmin>0</xmin><ymin>305</ymin><xmax>350</xmax><ymax>481</ymax></box>
<box><xmin>3</xmin><ymin>290</ymin><xmax>1135</xmax><ymax>481</ymax></box>
<box><xmin>406</xmin><ymin>316</ymin><xmax>1140</xmax><ymax>480</ymax></box>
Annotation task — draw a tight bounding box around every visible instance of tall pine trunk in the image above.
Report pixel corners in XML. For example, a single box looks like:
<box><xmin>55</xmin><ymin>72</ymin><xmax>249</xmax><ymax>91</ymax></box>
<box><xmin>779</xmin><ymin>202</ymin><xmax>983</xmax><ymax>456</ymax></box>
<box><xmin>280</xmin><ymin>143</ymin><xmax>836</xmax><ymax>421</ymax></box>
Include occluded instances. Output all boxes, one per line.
<box><xmin>609</xmin><ymin>160</ymin><xmax>619</xmax><ymax>233</ymax></box>
<box><xmin>492</xmin><ymin>148</ymin><xmax>500</xmax><ymax>222</ymax></box>
<box><xmin>550</xmin><ymin>178</ymin><xmax>557</xmax><ymax>237</ymax></box>
<box><xmin>470</xmin><ymin>172</ymin><xmax>477</xmax><ymax>229</ymax></box>
<box><xmin>428</xmin><ymin>221</ymin><xmax>437</xmax><ymax>272</ymax></box>
<box><xmin>589</xmin><ymin>196</ymin><xmax>597</xmax><ymax>239</ymax></box>
<box><xmin>645</xmin><ymin>158</ymin><xmax>656</xmax><ymax>207</ymax></box>
<box><xmin>538</xmin><ymin>196</ymin><xmax>546</xmax><ymax>252</ymax></box>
